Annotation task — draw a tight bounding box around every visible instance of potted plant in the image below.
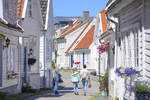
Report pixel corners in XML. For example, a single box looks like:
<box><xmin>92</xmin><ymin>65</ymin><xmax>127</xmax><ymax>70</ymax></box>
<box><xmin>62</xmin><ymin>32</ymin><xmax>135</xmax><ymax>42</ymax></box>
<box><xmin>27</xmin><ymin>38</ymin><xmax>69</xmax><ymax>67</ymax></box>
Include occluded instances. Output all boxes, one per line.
<box><xmin>115</xmin><ymin>66</ymin><xmax>137</xmax><ymax>77</ymax></box>
<box><xmin>90</xmin><ymin>71</ymin><xmax>97</xmax><ymax>76</ymax></box>
<box><xmin>28</xmin><ymin>58</ymin><xmax>36</xmax><ymax>66</ymax></box>
<box><xmin>135</xmin><ymin>83</ymin><xmax>150</xmax><ymax>100</ymax></box>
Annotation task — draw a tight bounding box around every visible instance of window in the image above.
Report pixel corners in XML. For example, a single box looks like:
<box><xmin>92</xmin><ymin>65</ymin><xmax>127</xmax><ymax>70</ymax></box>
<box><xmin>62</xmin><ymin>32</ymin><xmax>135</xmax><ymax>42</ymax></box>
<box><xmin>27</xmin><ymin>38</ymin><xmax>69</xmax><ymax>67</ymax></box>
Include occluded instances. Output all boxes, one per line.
<box><xmin>7</xmin><ymin>46</ymin><xmax>17</xmax><ymax>74</ymax></box>
<box><xmin>121</xmin><ymin>26</ymin><xmax>139</xmax><ymax>68</ymax></box>
<box><xmin>3</xmin><ymin>0</ymin><xmax>17</xmax><ymax>25</ymax></box>
<box><xmin>133</xmin><ymin>28</ymin><xmax>139</xmax><ymax>68</ymax></box>
<box><xmin>28</xmin><ymin>0</ymin><xmax>32</xmax><ymax>17</ymax></box>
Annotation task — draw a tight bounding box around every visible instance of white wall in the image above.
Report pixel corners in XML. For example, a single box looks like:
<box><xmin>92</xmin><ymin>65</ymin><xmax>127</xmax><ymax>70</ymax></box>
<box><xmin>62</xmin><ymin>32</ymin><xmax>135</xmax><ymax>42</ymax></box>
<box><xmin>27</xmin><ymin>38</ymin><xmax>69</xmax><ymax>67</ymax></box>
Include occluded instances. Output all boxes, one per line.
<box><xmin>21</xmin><ymin>0</ymin><xmax>42</xmax><ymax>89</ymax></box>
<box><xmin>0</xmin><ymin>26</ymin><xmax>20</xmax><ymax>94</ymax></box>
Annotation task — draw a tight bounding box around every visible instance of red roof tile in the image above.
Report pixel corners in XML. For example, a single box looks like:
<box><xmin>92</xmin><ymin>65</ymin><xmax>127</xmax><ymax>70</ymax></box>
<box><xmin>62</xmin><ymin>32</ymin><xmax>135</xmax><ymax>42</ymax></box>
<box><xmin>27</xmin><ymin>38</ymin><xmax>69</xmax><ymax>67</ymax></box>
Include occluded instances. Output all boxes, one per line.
<box><xmin>100</xmin><ymin>9</ymin><xmax>108</xmax><ymax>34</ymax></box>
<box><xmin>57</xmin><ymin>18</ymin><xmax>82</xmax><ymax>39</ymax></box>
<box><xmin>58</xmin><ymin>23</ymin><xmax>82</xmax><ymax>39</ymax></box>
<box><xmin>17</xmin><ymin>0</ymin><xmax>25</xmax><ymax>19</ymax></box>
<box><xmin>75</xmin><ymin>25</ymin><xmax>95</xmax><ymax>50</ymax></box>
<box><xmin>66</xmin><ymin>21</ymin><xmax>92</xmax><ymax>53</ymax></box>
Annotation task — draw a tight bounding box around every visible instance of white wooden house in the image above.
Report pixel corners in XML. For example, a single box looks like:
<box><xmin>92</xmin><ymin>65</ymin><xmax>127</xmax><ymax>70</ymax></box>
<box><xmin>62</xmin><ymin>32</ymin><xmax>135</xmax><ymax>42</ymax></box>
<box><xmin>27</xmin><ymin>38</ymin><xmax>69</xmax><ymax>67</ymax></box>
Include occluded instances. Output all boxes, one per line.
<box><xmin>56</xmin><ymin>18</ymin><xmax>87</xmax><ymax>69</ymax></box>
<box><xmin>17</xmin><ymin>0</ymin><xmax>43</xmax><ymax>89</ymax></box>
<box><xmin>94</xmin><ymin>9</ymin><xmax>111</xmax><ymax>76</ymax></box>
<box><xmin>106</xmin><ymin>0</ymin><xmax>150</xmax><ymax>99</ymax></box>
<box><xmin>55</xmin><ymin>15</ymin><xmax>99</xmax><ymax>72</ymax></box>
<box><xmin>67</xmin><ymin>19</ymin><xmax>98</xmax><ymax>71</ymax></box>
<box><xmin>39</xmin><ymin>0</ymin><xmax>54</xmax><ymax>88</ymax></box>
<box><xmin>0</xmin><ymin>0</ymin><xmax>23</xmax><ymax>94</ymax></box>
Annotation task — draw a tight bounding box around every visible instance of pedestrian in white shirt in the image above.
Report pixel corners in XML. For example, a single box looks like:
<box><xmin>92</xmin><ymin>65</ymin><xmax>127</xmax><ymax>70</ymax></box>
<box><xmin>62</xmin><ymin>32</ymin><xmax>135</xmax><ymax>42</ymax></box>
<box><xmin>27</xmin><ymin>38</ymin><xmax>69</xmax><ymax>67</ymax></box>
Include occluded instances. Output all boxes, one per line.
<box><xmin>80</xmin><ymin>64</ymin><xmax>91</xmax><ymax>96</ymax></box>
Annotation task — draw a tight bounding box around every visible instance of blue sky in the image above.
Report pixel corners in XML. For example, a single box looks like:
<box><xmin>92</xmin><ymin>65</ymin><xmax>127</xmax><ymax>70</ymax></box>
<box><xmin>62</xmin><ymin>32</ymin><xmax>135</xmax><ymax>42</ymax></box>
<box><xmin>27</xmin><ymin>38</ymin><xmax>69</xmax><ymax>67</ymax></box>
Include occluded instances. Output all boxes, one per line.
<box><xmin>53</xmin><ymin>0</ymin><xmax>109</xmax><ymax>17</ymax></box>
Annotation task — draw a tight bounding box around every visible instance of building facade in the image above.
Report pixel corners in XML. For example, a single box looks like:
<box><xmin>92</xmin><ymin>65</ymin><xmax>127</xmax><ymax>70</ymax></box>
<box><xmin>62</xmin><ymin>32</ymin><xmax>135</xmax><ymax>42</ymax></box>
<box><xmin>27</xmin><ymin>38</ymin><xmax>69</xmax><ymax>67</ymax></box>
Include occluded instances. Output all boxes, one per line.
<box><xmin>39</xmin><ymin>0</ymin><xmax>54</xmax><ymax>88</ymax></box>
<box><xmin>0</xmin><ymin>0</ymin><xmax>23</xmax><ymax>94</ymax></box>
<box><xmin>17</xmin><ymin>0</ymin><xmax>43</xmax><ymax>89</ymax></box>
<box><xmin>106</xmin><ymin>0</ymin><xmax>150</xmax><ymax>100</ymax></box>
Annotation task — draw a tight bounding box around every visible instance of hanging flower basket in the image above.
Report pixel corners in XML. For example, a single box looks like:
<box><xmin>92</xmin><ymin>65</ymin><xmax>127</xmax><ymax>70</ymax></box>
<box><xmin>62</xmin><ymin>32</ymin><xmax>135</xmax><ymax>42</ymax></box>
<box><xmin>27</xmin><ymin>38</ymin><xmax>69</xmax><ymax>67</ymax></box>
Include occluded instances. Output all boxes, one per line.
<box><xmin>28</xmin><ymin>58</ymin><xmax>36</xmax><ymax>66</ymax></box>
<box><xmin>98</xmin><ymin>42</ymin><xmax>110</xmax><ymax>54</ymax></box>
<box><xmin>0</xmin><ymin>34</ymin><xmax>5</xmax><ymax>40</ymax></box>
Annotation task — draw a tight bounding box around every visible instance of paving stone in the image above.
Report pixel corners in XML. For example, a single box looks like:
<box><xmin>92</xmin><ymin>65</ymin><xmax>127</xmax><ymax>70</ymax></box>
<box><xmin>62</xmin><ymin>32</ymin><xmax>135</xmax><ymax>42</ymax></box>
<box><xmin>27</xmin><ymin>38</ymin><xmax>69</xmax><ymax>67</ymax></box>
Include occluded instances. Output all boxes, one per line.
<box><xmin>24</xmin><ymin>71</ymin><xmax>100</xmax><ymax>100</ymax></box>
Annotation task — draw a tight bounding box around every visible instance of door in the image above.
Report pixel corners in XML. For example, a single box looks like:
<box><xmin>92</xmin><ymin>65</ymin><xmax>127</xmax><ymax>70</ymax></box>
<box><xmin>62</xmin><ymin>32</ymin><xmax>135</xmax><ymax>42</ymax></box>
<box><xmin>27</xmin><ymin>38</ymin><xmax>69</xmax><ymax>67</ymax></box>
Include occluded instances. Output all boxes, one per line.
<box><xmin>24</xmin><ymin>47</ymin><xmax>27</xmax><ymax>84</ymax></box>
<box><xmin>71</xmin><ymin>55</ymin><xmax>74</xmax><ymax>68</ymax></box>
<box><xmin>0</xmin><ymin>40</ymin><xmax>2</xmax><ymax>87</ymax></box>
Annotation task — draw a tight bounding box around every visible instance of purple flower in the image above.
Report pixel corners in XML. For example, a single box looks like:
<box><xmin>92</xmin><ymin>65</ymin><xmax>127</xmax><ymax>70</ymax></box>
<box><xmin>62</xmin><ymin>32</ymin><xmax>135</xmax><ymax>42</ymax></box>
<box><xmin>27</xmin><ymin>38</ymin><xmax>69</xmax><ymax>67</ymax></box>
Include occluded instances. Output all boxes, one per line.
<box><xmin>125</xmin><ymin>68</ymin><xmax>131</xmax><ymax>75</ymax></box>
<box><xmin>124</xmin><ymin>68</ymin><xmax>136</xmax><ymax>75</ymax></box>
<box><xmin>100</xmin><ymin>88</ymin><xmax>105</xmax><ymax>91</ymax></box>
<box><xmin>115</xmin><ymin>67</ymin><xmax>122</xmax><ymax>76</ymax></box>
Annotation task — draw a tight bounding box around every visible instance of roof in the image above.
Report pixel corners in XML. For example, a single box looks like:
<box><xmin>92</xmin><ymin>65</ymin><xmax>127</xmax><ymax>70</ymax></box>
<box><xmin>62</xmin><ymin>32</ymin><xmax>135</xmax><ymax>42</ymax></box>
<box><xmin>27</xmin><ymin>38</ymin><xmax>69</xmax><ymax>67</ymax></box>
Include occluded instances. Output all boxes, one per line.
<box><xmin>73</xmin><ymin>18</ymin><xmax>81</xmax><ymax>26</ymax></box>
<box><xmin>39</xmin><ymin>0</ymin><xmax>48</xmax><ymax>25</ymax></box>
<box><xmin>17</xmin><ymin>0</ymin><xmax>25</xmax><ymax>19</ymax></box>
<box><xmin>74</xmin><ymin>25</ymin><xmax>95</xmax><ymax>50</ymax></box>
<box><xmin>0</xmin><ymin>18</ymin><xmax>7</xmax><ymax>24</ymax></box>
<box><xmin>57</xmin><ymin>19</ymin><xmax>82</xmax><ymax>39</ymax></box>
<box><xmin>66</xmin><ymin>21</ymin><xmax>92</xmax><ymax>53</ymax></box>
<box><xmin>0</xmin><ymin>18</ymin><xmax>23</xmax><ymax>31</ymax></box>
<box><xmin>54</xmin><ymin>16</ymin><xmax>94</xmax><ymax>24</ymax></box>
<box><xmin>105</xmin><ymin>0</ymin><xmax>117</xmax><ymax>11</ymax></box>
<box><xmin>59</xmin><ymin>18</ymin><xmax>81</xmax><ymax>35</ymax></box>
<box><xmin>99</xmin><ymin>9</ymin><xmax>108</xmax><ymax>34</ymax></box>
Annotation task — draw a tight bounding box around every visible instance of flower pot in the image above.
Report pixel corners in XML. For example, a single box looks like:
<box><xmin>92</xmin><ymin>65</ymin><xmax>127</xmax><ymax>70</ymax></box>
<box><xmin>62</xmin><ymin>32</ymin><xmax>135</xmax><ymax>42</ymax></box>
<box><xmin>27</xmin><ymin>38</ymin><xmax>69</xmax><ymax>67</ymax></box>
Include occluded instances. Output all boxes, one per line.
<box><xmin>136</xmin><ymin>92</ymin><xmax>150</xmax><ymax>100</ymax></box>
<box><xmin>28</xmin><ymin>58</ymin><xmax>36</xmax><ymax>66</ymax></box>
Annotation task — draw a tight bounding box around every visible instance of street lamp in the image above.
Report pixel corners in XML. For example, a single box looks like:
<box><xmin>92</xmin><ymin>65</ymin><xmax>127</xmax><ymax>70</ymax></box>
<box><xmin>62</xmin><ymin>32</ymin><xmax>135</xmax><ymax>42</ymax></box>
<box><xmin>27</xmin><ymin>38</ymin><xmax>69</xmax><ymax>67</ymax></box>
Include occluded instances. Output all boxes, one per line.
<box><xmin>28</xmin><ymin>48</ymin><xmax>33</xmax><ymax>56</ymax></box>
<box><xmin>3</xmin><ymin>38</ymin><xmax>10</xmax><ymax>49</ymax></box>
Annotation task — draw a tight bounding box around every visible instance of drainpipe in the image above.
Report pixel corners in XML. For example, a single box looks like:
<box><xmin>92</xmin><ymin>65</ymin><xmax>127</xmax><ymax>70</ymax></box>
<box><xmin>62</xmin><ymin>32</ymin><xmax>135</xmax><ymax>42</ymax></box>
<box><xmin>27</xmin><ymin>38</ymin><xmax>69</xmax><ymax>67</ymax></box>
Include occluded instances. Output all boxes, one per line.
<box><xmin>106</xmin><ymin>13</ymin><xmax>119</xmax><ymax>100</ymax></box>
<box><xmin>43</xmin><ymin>32</ymin><xmax>46</xmax><ymax>88</ymax></box>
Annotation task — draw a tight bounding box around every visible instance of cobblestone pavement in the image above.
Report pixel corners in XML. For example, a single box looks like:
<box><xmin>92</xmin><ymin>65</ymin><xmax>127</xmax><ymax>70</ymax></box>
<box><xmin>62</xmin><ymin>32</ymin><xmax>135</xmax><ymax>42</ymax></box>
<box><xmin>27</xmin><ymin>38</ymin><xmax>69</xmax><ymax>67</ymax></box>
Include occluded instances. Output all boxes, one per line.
<box><xmin>24</xmin><ymin>71</ymin><xmax>100</xmax><ymax>100</ymax></box>
<box><xmin>95</xmin><ymin>96</ymin><xmax>108</xmax><ymax>100</ymax></box>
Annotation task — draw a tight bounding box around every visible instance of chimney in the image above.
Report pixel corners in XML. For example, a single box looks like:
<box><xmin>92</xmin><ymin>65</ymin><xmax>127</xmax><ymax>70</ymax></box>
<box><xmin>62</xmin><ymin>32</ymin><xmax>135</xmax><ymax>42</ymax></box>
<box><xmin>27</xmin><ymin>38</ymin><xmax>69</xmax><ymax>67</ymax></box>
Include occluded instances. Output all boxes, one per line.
<box><xmin>83</xmin><ymin>11</ymin><xmax>89</xmax><ymax>22</ymax></box>
<box><xmin>68</xmin><ymin>21</ymin><xmax>73</xmax><ymax>27</ymax></box>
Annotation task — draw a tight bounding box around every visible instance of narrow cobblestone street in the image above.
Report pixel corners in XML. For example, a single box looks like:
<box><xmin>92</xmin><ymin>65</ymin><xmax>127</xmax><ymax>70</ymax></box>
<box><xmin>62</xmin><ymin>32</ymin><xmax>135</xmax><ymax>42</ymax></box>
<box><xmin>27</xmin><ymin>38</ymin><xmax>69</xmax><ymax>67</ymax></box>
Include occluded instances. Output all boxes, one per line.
<box><xmin>24</xmin><ymin>71</ymin><xmax>100</xmax><ymax>100</ymax></box>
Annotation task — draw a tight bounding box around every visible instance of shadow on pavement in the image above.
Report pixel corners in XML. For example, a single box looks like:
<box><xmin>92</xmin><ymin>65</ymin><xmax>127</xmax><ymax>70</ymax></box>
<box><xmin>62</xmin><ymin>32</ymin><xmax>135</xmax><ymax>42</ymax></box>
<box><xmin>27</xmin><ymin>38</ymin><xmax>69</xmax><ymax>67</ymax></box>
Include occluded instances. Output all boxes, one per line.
<box><xmin>59</xmin><ymin>87</ymin><xmax>73</xmax><ymax>94</ymax></box>
<box><xmin>24</xmin><ymin>86</ymin><xmax>74</xmax><ymax>100</ymax></box>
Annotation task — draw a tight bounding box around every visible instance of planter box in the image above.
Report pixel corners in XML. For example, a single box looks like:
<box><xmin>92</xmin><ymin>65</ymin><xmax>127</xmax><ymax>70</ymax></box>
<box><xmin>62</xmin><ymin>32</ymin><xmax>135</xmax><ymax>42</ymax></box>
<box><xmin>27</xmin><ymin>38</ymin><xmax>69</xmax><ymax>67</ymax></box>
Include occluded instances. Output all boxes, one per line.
<box><xmin>136</xmin><ymin>92</ymin><xmax>150</xmax><ymax>100</ymax></box>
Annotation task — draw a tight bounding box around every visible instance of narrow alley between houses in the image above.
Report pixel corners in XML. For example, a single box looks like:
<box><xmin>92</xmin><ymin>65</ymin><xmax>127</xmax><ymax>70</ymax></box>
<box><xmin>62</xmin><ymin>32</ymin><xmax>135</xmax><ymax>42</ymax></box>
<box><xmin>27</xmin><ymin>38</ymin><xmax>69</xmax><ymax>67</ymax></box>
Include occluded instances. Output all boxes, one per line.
<box><xmin>1</xmin><ymin>0</ymin><xmax>150</xmax><ymax>100</ymax></box>
<box><xmin>23</xmin><ymin>71</ymin><xmax>101</xmax><ymax>100</ymax></box>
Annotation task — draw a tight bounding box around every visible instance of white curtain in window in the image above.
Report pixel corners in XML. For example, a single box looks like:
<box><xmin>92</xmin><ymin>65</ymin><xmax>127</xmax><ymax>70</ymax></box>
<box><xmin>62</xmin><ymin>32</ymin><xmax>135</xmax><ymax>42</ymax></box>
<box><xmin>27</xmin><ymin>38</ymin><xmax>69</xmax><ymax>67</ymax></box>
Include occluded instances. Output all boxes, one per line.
<box><xmin>7</xmin><ymin>46</ymin><xmax>16</xmax><ymax>73</ymax></box>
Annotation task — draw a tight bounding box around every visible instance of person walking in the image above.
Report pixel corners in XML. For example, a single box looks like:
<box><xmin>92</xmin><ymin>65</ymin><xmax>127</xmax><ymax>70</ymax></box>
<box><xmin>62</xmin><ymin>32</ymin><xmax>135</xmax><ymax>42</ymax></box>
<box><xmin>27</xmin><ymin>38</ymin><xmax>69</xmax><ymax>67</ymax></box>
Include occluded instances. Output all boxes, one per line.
<box><xmin>53</xmin><ymin>67</ymin><xmax>60</xmax><ymax>95</ymax></box>
<box><xmin>80</xmin><ymin>64</ymin><xmax>91</xmax><ymax>96</ymax></box>
<box><xmin>71</xmin><ymin>67</ymin><xmax>80</xmax><ymax>95</ymax></box>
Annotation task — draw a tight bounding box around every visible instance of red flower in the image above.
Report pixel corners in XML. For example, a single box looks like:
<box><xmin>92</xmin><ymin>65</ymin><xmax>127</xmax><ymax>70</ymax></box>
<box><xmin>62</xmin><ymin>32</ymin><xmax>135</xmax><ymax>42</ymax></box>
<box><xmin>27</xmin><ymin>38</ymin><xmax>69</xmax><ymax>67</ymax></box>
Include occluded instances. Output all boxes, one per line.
<box><xmin>74</xmin><ymin>62</ymin><xmax>80</xmax><ymax>64</ymax></box>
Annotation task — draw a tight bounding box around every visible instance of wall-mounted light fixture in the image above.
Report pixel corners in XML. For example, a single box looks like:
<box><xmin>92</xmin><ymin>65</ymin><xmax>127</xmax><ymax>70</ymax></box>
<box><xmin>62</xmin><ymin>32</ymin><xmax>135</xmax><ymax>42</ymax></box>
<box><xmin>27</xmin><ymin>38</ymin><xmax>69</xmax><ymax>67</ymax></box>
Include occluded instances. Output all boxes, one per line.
<box><xmin>28</xmin><ymin>48</ymin><xmax>33</xmax><ymax>56</ymax></box>
<box><xmin>3</xmin><ymin>38</ymin><xmax>10</xmax><ymax>49</ymax></box>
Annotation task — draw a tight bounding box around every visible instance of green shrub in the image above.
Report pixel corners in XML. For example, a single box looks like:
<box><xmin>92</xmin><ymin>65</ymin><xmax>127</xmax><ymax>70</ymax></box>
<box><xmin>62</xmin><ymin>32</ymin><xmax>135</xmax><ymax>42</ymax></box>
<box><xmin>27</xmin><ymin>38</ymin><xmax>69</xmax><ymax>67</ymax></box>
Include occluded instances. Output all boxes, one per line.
<box><xmin>12</xmin><ymin>98</ymin><xmax>19</xmax><ymax>100</ymax></box>
<box><xmin>104</xmin><ymin>69</ymin><xmax>108</xmax><ymax>79</ymax></box>
<box><xmin>136</xmin><ymin>84</ymin><xmax>150</xmax><ymax>93</ymax></box>
<box><xmin>115</xmin><ymin>97</ymin><xmax>119</xmax><ymax>100</ymax></box>
<box><xmin>52</xmin><ymin>61</ymin><xmax>56</xmax><ymax>69</ymax></box>
<box><xmin>22</xmin><ymin>87</ymin><xmax>36</xmax><ymax>93</ymax></box>
<box><xmin>0</xmin><ymin>92</ymin><xmax>7</xmax><ymax>100</ymax></box>
<box><xmin>90</xmin><ymin>71</ymin><xmax>97</xmax><ymax>76</ymax></box>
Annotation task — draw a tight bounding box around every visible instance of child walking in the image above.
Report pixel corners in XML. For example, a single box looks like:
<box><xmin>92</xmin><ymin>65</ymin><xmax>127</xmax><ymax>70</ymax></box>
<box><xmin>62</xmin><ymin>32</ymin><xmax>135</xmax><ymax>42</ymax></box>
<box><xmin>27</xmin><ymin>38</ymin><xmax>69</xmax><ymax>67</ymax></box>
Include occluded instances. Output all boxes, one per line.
<box><xmin>71</xmin><ymin>67</ymin><xmax>80</xmax><ymax>95</ymax></box>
